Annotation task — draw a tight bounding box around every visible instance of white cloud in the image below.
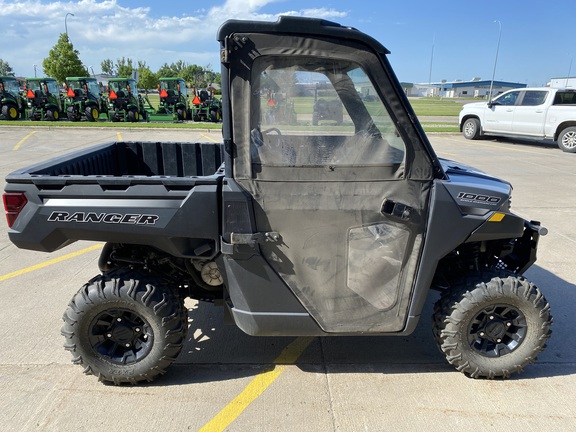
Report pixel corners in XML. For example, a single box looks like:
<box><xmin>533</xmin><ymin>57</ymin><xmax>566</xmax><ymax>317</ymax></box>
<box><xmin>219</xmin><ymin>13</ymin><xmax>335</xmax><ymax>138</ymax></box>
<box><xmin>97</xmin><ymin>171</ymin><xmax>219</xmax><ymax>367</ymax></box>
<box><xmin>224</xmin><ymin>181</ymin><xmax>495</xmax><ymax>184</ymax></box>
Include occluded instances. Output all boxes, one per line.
<box><xmin>0</xmin><ymin>0</ymin><xmax>348</xmax><ymax>77</ymax></box>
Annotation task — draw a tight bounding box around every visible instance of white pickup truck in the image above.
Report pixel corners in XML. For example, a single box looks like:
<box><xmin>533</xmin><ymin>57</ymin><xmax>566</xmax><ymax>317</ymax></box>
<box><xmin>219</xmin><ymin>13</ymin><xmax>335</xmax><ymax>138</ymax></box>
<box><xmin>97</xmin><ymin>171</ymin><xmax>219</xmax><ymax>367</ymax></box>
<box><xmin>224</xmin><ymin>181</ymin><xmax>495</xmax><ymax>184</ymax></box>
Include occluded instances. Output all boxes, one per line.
<box><xmin>459</xmin><ymin>87</ymin><xmax>576</xmax><ymax>152</ymax></box>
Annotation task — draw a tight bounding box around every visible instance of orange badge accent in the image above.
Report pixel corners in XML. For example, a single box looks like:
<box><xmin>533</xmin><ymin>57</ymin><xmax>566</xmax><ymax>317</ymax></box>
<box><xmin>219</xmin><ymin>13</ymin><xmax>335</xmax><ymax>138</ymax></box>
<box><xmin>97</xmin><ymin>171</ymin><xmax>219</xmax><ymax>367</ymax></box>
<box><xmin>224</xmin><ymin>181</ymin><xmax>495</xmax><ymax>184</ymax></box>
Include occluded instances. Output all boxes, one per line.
<box><xmin>27</xmin><ymin>89</ymin><xmax>35</xmax><ymax>98</ymax></box>
<box><xmin>109</xmin><ymin>90</ymin><xmax>117</xmax><ymax>99</ymax></box>
<box><xmin>160</xmin><ymin>89</ymin><xmax>168</xmax><ymax>98</ymax></box>
<box><xmin>192</xmin><ymin>95</ymin><xmax>201</xmax><ymax>105</ymax></box>
<box><xmin>67</xmin><ymin>88</ymin><xmax>75</xmax><ymax>97</ymax></box>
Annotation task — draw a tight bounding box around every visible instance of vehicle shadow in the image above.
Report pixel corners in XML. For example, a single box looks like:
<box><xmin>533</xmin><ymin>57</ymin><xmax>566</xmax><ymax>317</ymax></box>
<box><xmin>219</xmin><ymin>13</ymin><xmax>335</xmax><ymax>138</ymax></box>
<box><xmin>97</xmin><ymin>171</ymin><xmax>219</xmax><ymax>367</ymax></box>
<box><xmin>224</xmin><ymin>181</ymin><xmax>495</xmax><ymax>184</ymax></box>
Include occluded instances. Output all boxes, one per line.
<box><xmin>154</xmin><ymin>264</ymin><xmax>575</xmax><ymax>387</ymax></box>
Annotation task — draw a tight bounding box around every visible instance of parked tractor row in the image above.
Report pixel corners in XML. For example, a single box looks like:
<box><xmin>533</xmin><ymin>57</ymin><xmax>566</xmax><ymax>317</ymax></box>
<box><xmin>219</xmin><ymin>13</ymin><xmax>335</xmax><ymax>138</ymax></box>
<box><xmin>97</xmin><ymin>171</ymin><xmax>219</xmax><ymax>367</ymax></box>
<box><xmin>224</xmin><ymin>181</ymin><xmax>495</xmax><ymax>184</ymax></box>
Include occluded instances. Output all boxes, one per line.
<box><xmin>0</xmin><ymin>75</ymin><xmax>222</xmax><ymax>123</ymax></box>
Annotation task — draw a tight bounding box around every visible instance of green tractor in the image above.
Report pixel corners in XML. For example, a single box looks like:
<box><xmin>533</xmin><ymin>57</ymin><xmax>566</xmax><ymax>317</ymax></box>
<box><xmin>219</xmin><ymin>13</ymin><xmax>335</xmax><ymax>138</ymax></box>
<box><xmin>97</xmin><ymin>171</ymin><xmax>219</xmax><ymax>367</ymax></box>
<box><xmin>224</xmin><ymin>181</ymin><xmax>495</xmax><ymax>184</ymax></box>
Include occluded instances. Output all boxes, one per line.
<box><xmin>144</xmin><ymin>77</ymin><xmax>191</xmax><ymax>121</ymax></box>
<box><xmin>0</xmin><ymin>76</ymin><xmax>26</xmax><ymax>120</ymax></box>
<box><xmin>64</xmin><ymin>77</ymin><xmax>108</xmax><ymax>122</ymax></box>
<box><xmin>191</xmin><ymin>87</ymin><xmax>222</xmax><ymax>122</ymax></box>
<box><xmin>106</xmin><ymin>78</ymin><xmax>147</xmax><ymax>122</ymax></box>
<box><xmin>25</xmin><ymin>77</ymin><xmax>64</xmax><ymax>121</ymax></box>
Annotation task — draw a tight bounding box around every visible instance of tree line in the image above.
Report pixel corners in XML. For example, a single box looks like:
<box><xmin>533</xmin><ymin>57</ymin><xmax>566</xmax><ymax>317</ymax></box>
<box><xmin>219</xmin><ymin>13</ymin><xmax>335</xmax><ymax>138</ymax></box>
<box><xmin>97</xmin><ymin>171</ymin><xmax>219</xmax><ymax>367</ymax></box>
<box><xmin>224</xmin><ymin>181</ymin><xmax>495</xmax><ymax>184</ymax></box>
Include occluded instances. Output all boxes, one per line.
<box><xmin>0</xmin><ymin>33</ymin><xmax>221</xmax><ymax>90</ymax></box>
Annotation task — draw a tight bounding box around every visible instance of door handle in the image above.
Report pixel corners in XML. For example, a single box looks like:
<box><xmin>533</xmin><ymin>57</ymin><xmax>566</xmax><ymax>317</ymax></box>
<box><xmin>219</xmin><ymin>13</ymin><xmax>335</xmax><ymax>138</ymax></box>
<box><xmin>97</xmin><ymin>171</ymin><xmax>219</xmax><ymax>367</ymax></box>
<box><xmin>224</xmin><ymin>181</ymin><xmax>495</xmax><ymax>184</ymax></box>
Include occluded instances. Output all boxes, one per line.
<box><xmin>381</xmin><ymin>199</ymin><xmax>413</xmax><ymax>221</ymax></box>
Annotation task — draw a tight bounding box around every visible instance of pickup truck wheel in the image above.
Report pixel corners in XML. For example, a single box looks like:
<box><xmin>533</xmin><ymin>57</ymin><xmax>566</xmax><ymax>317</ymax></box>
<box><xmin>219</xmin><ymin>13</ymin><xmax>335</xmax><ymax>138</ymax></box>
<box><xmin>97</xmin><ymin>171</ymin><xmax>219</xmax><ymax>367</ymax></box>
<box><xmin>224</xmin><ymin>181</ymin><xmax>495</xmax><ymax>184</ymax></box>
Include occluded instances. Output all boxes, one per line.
<box><xmin>433</xmin><ymin>273</ymin><xmax>552</xmax><ymax>379</ymax></box>
<box><xmin>61</xmin><ymin>270</ymin><xmax>187</xmax><ymax>385</ymax></box>
<box><xmin>557</xmin><ymin>127</ymin><xmax>576</xmax><ymax>153</ymax></box>
<box><xmin>462</xmin><ymin>118</ymin><xmax>480</xmax><ymax>140</ymax></box>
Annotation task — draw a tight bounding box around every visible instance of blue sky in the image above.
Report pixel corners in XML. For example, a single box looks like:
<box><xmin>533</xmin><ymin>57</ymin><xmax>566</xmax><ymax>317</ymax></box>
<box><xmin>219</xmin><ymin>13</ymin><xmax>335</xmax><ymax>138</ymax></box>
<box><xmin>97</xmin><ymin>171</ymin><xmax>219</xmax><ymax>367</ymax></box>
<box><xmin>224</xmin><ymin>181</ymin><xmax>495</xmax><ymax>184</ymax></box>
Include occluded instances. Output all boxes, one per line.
<box><xmin>0</xmin><ymin>0</ymin><xmax>574</xmax><ymax>86</ymax></box>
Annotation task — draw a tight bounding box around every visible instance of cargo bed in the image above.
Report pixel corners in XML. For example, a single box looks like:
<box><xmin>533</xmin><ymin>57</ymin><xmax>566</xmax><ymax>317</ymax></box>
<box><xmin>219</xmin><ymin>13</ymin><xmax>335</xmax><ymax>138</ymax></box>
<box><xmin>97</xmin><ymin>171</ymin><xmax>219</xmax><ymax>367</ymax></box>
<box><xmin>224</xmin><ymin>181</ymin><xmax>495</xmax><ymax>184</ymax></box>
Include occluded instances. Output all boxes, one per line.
<box><xmin>4</xmin><ymin>141</ymin><xmax>225</xmax><ymax>255</ymax></box>
<box><xmin>5</xmin><ymin>141</ymin><xmax>225</xmax><ymax>185</ymax></box>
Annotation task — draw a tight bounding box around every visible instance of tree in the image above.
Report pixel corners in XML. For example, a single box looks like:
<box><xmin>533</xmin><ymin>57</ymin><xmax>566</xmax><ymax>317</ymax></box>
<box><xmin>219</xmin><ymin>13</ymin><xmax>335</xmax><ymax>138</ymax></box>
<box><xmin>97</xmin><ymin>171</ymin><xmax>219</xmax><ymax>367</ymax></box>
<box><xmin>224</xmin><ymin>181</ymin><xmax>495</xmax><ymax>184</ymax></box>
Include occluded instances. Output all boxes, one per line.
<box><xmin>116</xmin><ymin>57</ymin><xmax>134</xmax><ymax>78</ymax></box>
<box><xmin>0</xmin><ymin>59</ymin><xmax>15</xmax><ymax>76</ymax></box>
<box><xmin>138</xmin><ymin>67</ymin><xmax>157</xmax><ymax>91</ymax></box>
<box><xmin>101</xmin><ymin>59</ymin><xmax>115</xmax><ymax>76</ymax></box>
<box><xmin>42</xmin><ymin>33</ymin><xmax>88</xmax><ymax>82</ymax></box>
<box><xmin>157</xmin><ymin>63</ymin><xmax>176</xmax><ymax>78</ymax></box>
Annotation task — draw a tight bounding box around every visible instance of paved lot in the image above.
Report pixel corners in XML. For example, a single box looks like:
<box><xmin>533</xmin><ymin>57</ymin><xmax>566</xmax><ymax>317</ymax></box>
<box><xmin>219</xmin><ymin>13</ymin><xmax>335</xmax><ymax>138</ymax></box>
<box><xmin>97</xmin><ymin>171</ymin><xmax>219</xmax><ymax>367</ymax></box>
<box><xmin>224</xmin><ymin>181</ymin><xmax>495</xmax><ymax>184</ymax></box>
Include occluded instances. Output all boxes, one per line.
<box><xmin>0</xmin><ymin>126</ymin><xmax>575</xmax><ymax>431</ymax></box>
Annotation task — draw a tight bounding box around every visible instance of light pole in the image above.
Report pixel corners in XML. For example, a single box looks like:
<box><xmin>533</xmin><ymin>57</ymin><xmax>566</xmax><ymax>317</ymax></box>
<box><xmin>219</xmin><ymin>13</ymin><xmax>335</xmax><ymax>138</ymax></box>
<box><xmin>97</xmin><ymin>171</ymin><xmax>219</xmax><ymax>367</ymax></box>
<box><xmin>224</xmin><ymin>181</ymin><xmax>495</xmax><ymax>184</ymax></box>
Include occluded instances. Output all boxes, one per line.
<box><xmin>65</xmin><ymin>13</ymin><xmax>74</xmax><ymax>37</ymax></box>
<box><xmin>33</xmin><ymin>64</ymin><xmax>37</xmax><ymax>78</ymax></box>
<box><xmin>488</xmin><ymin>20</ymin><xmax>502</xmax><ymax>101</ymax></box>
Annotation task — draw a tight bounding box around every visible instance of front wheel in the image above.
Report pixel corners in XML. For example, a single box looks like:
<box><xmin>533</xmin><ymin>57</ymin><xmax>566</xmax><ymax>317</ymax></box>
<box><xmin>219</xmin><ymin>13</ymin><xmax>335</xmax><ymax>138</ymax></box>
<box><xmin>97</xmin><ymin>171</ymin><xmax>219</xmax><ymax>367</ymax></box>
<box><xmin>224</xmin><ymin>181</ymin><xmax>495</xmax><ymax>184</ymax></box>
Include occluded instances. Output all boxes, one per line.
<box><xmin>46</xmin><ymin>109</ymin><xmax>59</xmax><ymax>121</ymax></box>
<box><xmin>433</xmin><ymin>273</ymin><xmax>552</xmax><ymax>379</ymax></box>
<box><xmin>557</xmin><ymin>126</ymin><xmax>576</xmax><ymax>153</ymax></box>
<box><xmin>85</xmin><ymin>106</ymin><xmax>99</xmax><ymax>122</ymax></box>
<box><xmin>61</xmin><ymin>270</ymin><xmax>187</xmax><ymax>384</ymax></box>
<box><xmin>462</xmin><ymin>118</ymin><xmax>480</xmax><ymax>139</ymax></box>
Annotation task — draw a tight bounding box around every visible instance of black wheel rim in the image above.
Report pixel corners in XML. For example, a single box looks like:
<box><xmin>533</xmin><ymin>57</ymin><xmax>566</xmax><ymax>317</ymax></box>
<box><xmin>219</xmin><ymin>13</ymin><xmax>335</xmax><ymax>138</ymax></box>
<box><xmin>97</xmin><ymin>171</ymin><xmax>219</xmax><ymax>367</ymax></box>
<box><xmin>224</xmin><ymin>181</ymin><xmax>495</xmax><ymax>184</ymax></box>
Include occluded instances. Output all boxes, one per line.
<box><xmin>468</xmin><ymin>303</ymin><xmax>527</xmax><ymax>357</ymax></box>
<box><xmin>89</xmin><ymin>308</ymin><xmax>154</xmax><ymax>364</ymax></box>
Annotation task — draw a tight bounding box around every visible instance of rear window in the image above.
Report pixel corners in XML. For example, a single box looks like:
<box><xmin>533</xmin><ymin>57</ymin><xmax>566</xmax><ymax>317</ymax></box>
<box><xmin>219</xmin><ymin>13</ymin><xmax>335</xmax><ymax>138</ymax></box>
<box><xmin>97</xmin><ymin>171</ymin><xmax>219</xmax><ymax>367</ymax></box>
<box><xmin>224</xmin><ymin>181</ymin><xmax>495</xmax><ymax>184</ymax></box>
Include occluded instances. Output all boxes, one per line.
<box><xmin>553</xmin><ymin>92</ymin><xmax>576</xmax><ymax>105</ymax></box>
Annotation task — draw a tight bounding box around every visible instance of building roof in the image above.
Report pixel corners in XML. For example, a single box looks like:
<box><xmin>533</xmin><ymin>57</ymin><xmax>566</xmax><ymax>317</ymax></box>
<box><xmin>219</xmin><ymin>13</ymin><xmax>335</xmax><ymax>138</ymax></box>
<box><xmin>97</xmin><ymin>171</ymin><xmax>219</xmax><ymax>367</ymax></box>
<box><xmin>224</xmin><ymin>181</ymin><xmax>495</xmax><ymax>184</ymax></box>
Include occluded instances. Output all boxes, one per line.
<box><xmin>423</xmin><ymin>80</ymin><xmax>526</xmax><ymax>89</ymax></box>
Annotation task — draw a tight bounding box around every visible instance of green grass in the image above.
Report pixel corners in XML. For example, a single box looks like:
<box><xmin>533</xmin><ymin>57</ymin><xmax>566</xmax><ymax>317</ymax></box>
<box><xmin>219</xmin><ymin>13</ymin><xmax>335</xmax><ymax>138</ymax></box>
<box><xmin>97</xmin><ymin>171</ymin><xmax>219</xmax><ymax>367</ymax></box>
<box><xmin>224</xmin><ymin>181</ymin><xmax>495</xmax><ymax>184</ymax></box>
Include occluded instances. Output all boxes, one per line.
<box><xmin>409</xmin><ymin>98</ymin><xmax>464</xmax><ymax>116</ymax></box>
<box><xmin>420</xmin><ymin>122</ymin><xmax>459</xmax><ymax>132</ymax></box>
<box><xmin>0</xmin><ymin>119</ymin><xmax>222</xmax><ymax>129</ymax></box>
<box><xmin>0</xmin><ymin>98</ymin><xmax>461</xmax><ymax>132</ymax></box>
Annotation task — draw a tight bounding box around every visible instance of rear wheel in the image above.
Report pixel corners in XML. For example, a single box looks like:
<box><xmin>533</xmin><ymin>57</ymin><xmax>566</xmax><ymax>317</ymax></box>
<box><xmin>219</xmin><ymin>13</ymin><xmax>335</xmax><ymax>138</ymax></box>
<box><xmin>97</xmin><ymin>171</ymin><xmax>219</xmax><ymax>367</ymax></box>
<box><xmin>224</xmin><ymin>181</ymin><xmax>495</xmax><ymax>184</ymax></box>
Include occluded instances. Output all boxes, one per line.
<box><xmin>557</xmin><ymin>126</ymin><xmax>576</xmax><ymax>153</ymax></box>
<box><xmin>462</xmin><ymin>118</ymin><xmax>480</xmax><ymax>139</ymax></box>
<box><xmin>61</xmin><ymin>269</ymin><xmax>187</xmax><ymax>384</ymax></box>
<box><xmin>433</xmin><ymin>273</ymin><xmax>552</xmax><ymax>379</ymax></box>
<box><xmin>176</xmin><ymin>108</ymin><xmax>186</xmax><ymax>120</ymax></box>
<box><xmin>85</xmin><ymin>106</ymin><xmax>99</xmax><ymax>122</ymax></box>
<box><xmin>127</xmin><ymin>109</ymin><xmax>139</xmax><ymax>122</ymax></box>
<box><xmin>46</xmin><ymin>109</ymin><xmax>59</xmax><ymax>121</ymax></box>
<box><xmin>2</xmin><ymin>103</ymin><xmax>19</xmax><ymax>120</ymax></box>
<box><xmin>67</xmin><ymin>106</ymin><xmax>78</xmax><ymax>121</ymax></box>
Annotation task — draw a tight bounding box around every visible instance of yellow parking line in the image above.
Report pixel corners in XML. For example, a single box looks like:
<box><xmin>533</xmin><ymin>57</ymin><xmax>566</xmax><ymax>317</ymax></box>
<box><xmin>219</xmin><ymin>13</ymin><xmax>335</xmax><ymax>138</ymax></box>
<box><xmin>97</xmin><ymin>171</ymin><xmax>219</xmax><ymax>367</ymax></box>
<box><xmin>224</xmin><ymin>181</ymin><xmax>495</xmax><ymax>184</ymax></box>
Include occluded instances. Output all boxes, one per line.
<box><xmin>0</xmin><ymin>244</ymin><xmax>103</xmax><ymax>282</ymax></box>
<box><xmin>200</xmin><ymin>133</ymin><xmax>220</xmax><ymax>143</ymax></box>
<box><xmin>199</xmin><ymin>336</ymin><xmax>314</xmax><ymax>432</ymax></box>
<box><xmin>12</xmin><ymin>131</ymin><xmax>37</xmax><ymax>151</ymax></box>
<box><xmin>117</xmin><ymin>132</ymin><xmax>123</xmax><ymax>141</ymax></box>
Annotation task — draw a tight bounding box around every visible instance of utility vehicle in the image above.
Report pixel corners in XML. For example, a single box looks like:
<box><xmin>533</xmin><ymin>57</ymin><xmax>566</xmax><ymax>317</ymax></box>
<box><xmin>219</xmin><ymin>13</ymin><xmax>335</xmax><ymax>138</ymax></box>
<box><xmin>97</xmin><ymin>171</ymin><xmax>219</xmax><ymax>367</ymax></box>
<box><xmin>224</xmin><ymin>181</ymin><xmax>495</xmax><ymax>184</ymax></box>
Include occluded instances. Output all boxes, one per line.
<box><xmin>106</xmin><ymin>78</ymin><xmax>147</xmax><ymax>122</ymax></box>
<box><xmin>151</xmin><ymin>77</ymin><xmax>191</xmax><ymax>121</ymax></box>
<box><xmin>64</xmin><ymin>77</ymin><xmax>107</xmax><ymax>122</ymax></box>
<box><xmin>3</xmin><ymin>17</ymin><xmax>552</xmax><ymax>384</ymax></box>
<box><xmin>0</xmin><ymin>76</ymin><xmax>25</xmax><ymax>120</ymax></box>
<box><xmin>25</xmin><ymin>77</ymin><xmax>63</xmax><ymax>121</ymax></box>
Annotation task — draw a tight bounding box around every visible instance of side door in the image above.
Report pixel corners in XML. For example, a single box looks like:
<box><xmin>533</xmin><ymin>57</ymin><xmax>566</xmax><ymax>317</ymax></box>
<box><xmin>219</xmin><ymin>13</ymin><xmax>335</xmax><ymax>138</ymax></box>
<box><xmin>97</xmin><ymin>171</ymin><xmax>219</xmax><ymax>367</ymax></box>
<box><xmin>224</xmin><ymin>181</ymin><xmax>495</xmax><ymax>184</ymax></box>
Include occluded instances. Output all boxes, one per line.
<box><xmin>512</xmin><ymin>90</ymin><xmax>549</xmax><ymax>136</ymax></box>
<box><xmin>484</xmin><ymin>90</ymin><xmax>521</xmax><ymax>133</ymax></box>
<box><xmin>225</xmin><ymin>30</ymin><xmax>436</xmax><ymax>333</ymax></box>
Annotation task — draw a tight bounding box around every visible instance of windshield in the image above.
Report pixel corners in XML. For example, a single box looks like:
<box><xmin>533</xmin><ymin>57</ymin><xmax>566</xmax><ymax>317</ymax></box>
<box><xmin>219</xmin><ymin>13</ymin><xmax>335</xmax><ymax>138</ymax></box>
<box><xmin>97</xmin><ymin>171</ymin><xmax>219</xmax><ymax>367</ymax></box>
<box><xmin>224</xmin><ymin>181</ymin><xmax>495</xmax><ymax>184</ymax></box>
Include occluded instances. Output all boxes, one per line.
<box><xmin>86</xmin><ymin>80</ymin><xmax>100</xmax><ymax>97</ymax></box>
<box><xmin>27</xmin><ymin>80</ymin><xmax>41</xmax><ymax>91</ymax></box>
<box><xmin>2</xmin><ymin>79</ymin><xmax>19</xmax><ymax>96</ymax></box>
<box><xmin>160</xmin><ymin>79</ymin><xmax>187</xmax><ymax>96</ymax></box>
<box><xmin>251</xmin><ymin>56</ymin><xmax>406</xmax><ymax>167</ymax></box>
<box><xmin>109</xmin><ymin>80</ymin><xmax>136</xmax><ymax>93</ymax></box>
<box><xmin>45</xmin><ymin>80</ymin><xmax>59</xmax><ymax>94</ymax></box>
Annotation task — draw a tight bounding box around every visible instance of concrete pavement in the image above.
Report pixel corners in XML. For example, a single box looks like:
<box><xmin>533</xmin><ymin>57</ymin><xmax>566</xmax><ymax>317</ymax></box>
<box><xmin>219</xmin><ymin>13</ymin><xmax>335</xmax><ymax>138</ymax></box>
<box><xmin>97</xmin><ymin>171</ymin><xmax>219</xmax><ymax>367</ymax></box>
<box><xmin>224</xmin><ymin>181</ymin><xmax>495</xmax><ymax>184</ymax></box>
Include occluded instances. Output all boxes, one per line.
<box><xmin>0</xmin><ymin>126</ymin><xmax>574</xmax><ymax>431</ymax></box>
